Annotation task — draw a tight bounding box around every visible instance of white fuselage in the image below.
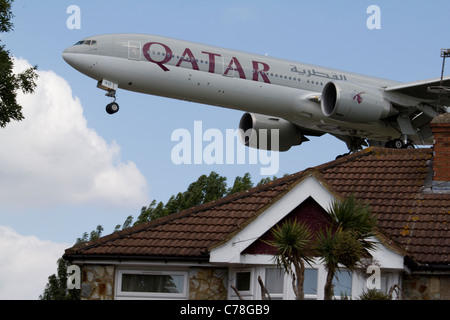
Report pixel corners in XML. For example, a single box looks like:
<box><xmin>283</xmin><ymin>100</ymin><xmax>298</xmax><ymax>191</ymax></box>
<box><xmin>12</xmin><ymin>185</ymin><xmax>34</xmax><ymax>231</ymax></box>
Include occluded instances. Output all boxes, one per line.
<box><xmin>63</xmin><ymin>34</ymin><xmax>426</xmax><ymax>145</ymax></box>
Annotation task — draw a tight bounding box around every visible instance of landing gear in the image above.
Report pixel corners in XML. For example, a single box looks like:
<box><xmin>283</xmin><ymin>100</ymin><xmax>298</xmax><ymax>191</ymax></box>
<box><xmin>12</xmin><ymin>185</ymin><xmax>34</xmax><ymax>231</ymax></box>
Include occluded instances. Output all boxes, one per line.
<box><xmin>105</xmin><ymin>89</ymin><xmax>119</xmax><ymax>115</ymax></box>
<box><xmin>385</xmin><ymin>137</ymin><xmax>415</xmax><ymax>149</ymax></box>
<box><xmin>106</xmin><ymin>101</ymin><xmax>120</xmax><ymax>114</ymax></box>
<box><xmin>97</xmin><ymin>80</ymin><xmax>120</xmax><ymax>115</ymax></box>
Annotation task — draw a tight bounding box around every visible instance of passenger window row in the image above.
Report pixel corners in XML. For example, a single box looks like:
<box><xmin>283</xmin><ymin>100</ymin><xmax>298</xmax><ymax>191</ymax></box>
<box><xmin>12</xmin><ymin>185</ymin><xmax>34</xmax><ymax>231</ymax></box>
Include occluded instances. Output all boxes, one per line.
<box><xmin>148</xmin><ymin>49</ymin><xmax>324</xmax><ymax>86</ymax></box>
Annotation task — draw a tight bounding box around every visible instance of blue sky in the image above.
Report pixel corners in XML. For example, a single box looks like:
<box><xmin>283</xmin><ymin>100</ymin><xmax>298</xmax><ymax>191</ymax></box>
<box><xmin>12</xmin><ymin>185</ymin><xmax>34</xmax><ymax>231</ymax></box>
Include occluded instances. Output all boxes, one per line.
<box><xmin>1</xmin><ymin>0</ymin><xmax>449</xmax><ymax>299</ymax></box>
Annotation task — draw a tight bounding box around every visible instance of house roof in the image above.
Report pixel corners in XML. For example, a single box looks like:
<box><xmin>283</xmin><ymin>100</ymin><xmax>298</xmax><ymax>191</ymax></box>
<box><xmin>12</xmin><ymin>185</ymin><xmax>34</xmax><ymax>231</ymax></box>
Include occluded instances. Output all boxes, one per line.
<box><xmin>64</xmin><ymin>147</ymin><xmax>449</xmax><ymax>267</ymax></box>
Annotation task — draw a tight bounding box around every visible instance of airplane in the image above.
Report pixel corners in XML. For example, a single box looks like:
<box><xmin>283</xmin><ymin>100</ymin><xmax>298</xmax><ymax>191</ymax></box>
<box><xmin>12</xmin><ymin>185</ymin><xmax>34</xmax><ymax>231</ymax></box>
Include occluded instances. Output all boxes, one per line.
<box><xmin>62</xmin><ymin>33</ymin><xmax>450</xmax><ymax>152</ymax></box>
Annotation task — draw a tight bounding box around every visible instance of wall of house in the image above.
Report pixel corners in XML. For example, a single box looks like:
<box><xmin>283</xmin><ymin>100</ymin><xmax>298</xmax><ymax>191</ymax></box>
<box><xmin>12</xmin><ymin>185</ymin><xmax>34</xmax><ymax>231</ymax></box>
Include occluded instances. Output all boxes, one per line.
<box><xmin>80</xmin><ymin>265</ymin><xmax>115</xmax><ymax>300</ymax></box>
<box><xmin>402</xmin><ymin>274</ymin><xmax>450</xmax><ymax>300</ymax></box>
<box><xmin>78</xmin><ymin>263</ymin><xmax>450</xmax><ymax>300</ymax></box>
<box><xmin>79</xmin><ymin>264</ymin><xmax>228</xmax><ymax>300</ymax></box>
<box><xmin>189</xmin><ymin>267</ymin><xmax>228</xmax><ymax>300</ymax></box>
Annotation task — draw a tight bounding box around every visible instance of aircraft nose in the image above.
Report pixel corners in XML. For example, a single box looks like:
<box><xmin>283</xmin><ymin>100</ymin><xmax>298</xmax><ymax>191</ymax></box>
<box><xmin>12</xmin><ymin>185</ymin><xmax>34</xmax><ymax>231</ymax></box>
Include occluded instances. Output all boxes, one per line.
<box><xmin>62</xmin><ymin>44</ymin><xmax>99</xmax><ymax>79</ymax></box>
<box><xmin>62</xmin><ymin>46</ymin><xmax>76</xmax><ymax>65</ymax></box>
<box><xmin>62</xmin><ymin>46</ymin><xmax>87</xmax><ymax>71</ymax></box>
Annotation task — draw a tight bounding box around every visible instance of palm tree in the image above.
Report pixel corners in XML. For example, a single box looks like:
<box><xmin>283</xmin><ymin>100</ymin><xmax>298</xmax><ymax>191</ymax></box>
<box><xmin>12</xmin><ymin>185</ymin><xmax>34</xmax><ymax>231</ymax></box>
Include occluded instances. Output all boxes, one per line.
<box><xmin>269</xmin><ymin>220</ymin><xmax>314</xmax><ymax>300</ymax></box>
<box><xmin>317</xmin><ymin>194</ymin><xmax>377</xmax><ymax>300</ymax></box>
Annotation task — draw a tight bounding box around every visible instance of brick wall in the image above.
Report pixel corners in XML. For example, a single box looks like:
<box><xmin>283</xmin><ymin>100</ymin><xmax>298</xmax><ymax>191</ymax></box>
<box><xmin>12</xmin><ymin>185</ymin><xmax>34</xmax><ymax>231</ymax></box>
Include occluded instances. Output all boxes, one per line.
<box><xmin>431</xmin><ymin>113</ymin><xmax>450</xmax><ymax>182</ymax></box>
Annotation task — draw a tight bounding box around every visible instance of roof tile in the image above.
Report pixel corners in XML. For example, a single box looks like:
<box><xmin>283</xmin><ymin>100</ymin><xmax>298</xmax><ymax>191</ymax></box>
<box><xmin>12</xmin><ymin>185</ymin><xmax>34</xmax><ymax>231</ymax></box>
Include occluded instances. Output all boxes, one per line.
<box><xmin>65</xmin><ymin>147</ymin><xmax>449</xmax><ymax>266</ymax></box>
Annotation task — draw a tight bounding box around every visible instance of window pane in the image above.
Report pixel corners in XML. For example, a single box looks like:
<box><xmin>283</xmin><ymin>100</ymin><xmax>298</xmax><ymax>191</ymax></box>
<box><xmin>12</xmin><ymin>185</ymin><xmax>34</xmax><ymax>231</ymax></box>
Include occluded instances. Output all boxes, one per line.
<box><xmin>121</xmin><ymin>274</ymin><xmax>184</xmax><ymax>293</ymax></box>
<box><xmin>265</xmin><ymin>268</ymin><xmax>284</xmax><ymax>294</ymax></box>
<box><xmin>333</xmin><ymin>270</ymin><xmax>352</xmax><ymax>297</ymax></box>
<box><xmin>236</xmin><ymin>272</ymin><xmax>251</xmax><ymax>291</ymax></box>
<box><xmin>304</xmin><ymin>269</ymin><xmax>318</xmax><ymax>295</ymax></box>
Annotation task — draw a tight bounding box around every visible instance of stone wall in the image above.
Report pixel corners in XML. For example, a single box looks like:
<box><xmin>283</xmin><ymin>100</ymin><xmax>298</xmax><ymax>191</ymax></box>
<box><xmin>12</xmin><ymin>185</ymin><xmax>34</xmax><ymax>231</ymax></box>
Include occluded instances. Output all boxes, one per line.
<box><xmin>402</xmin><ymin>274</ymin><xmax>450</xmax><ymax>300</ymax></box>
<box><xmin>79</xmin><ymin>265</ymin><xmax>228</xmax><ymax>300</ymax></box>
<box><xmin>189</xmin><ymin>268</ymin><xmax>228</xmax><ymax>300</ymax></box>
<box><xmin>80</xmin><ymin>265</ymin><xmax>115</xmax><ymax>300</ymax></box>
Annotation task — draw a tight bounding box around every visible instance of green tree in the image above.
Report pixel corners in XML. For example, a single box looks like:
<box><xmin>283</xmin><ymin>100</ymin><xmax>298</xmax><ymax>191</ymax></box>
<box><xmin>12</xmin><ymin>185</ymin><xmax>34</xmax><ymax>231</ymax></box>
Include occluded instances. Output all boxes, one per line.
<box><xmin>39</xmin><ymin>258</ymin><xmax>80</xmax><ymax>300</ymax></box>
<box><xmin>317</xmin><ymin>194</ymin><xmax>377</xmax><ymax>300</ymax></box>
<box><xmin>134</xmin><ymin>172</ymin><xmax>288</xmax><ymax>226</ymax></box>
<box><xmin>0</xmin><ymin>0</ymin><xmax>38</xmax><ymax>128</ymax></box>
<box><xmin>227</xmin><ymin>172</ymin><xmax>254</xmax><ymax>195</ymax></box>
<box><xmin>40</xmin><ymin>225</ymin><xmax>104</xmax><ymax>300</ymax></box>
<box><xmin>75</xmin><ymin>225</ymin><xmax>104</xmax><ymax>245</ymax></box>
<box><xmin>114</xmin><ymin>215</ymin><xmax>134</xmax><ymax>232</ymax></box>
<box><xmin>359</xmin><ymin>288</ymin><xmax>389</xmax><ymax>300</ymax></box>
<box><xmin>184</xmin><ymin>171</ymin><xmax>228</xmax><ymax>207</ymax></box>
<box><xmin>135</xmin><ymin>171</ymin><xmax>229</xmax><ymax>224</ymax></box>
<box><xmin>269</xmin><ymin>220</ymin><xmax>314</xmax><ymax>300</ymax></box>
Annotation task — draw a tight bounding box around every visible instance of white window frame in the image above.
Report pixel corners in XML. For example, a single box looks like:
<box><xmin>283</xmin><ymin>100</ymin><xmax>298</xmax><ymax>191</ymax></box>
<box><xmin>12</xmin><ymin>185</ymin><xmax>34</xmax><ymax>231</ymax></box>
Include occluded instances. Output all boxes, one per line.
<box><xmin>303</xmin><ymin>268</ymin><xmax>319</xmax><ymax>300</ymax></box>
<box><xmin>263</xmin><ymin>267</ymin><xmax>285</xmax><ymax>300</ymax></box>
<box><xmin>229</xmin><ymin>268</ymin><xmax>255</xmax><ymax>300</ymax></box>
<box><xmin>115</xmin><ymin>268</ymin><xmax>188</xmax><ymax>300</ymax></box>
<box><xmin>332</xmin><ymin>269</ymin><xmax>353</xmax><ymax>300</ymax></box>
<box><xmin>229</xmin><ymin>266</ymin><xmax>319</xmax><ymax>300</ymax></box>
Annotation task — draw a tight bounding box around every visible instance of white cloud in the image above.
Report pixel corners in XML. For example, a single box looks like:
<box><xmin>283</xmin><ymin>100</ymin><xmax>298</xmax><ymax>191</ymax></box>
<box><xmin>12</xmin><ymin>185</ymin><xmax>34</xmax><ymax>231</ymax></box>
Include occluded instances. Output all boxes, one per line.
<box><xmin>0</xmin><ymin>58</ymin><xmax>149</xmax><ymax>208</ymax></box>
<box><xmin>0</xmin><ymin>225</ymin><xmax>70</xmax><ymax>300</ymax></box>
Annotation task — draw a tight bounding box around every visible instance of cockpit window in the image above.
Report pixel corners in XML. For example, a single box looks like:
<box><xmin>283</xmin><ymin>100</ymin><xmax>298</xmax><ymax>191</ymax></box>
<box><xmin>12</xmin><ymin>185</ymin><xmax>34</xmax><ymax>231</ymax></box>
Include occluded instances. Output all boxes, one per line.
<box><xmin>74</xmin><ymin>40</ymin><xmax>97</xmax><ymax>46</ymax></box>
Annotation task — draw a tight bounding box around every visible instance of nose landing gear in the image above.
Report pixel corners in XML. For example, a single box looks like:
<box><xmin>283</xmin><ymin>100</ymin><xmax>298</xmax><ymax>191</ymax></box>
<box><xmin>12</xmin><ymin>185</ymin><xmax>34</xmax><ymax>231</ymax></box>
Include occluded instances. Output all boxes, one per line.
<box><xmin>106</xmin><ymin>101</ymin><xmax>120</xmax><ymax>115</ymax></box>
<box><xmin>97</xmin><ymin>80</ymin><xmax>120</xmax><ymax>115</ymax></box>
<box><xmin>105</xmin><ymin>89</ymin><xmax>119</xmax><ymax>115</ymax></box>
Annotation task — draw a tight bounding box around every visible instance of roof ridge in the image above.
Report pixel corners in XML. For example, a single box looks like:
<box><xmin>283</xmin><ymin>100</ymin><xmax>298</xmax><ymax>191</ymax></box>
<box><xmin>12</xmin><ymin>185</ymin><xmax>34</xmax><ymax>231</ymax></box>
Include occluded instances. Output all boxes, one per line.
<box><xmin>66</xmin><ymin>146</ymin><xmax>435</xmax><ymax>256</ymax></box>
<box><xmin>314</xmin><ymin>146</ymin><xmax>433</xmax><ymax>172</ymax></box>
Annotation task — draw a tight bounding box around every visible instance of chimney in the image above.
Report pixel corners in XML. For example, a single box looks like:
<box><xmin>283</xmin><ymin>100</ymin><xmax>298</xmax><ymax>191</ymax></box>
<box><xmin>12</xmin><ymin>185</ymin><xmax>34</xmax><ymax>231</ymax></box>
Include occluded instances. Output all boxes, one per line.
<box><xmin>430</xmin><ymin>113</ymin><xmax>450</xmax><ymax>190</ymax></box>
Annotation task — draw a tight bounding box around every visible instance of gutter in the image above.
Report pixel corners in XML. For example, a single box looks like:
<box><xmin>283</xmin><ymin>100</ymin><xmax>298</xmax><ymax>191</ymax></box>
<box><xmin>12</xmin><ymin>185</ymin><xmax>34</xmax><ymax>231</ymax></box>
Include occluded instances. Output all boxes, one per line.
<box><xmin>63</xmin><ymin>253</ymin><xmax>210</xmax><ymax>264</ymax></box>
<box><xmin>404</xmin><ymin>256</ymin><xmax>450</xmax><ymax>273</ymax></box>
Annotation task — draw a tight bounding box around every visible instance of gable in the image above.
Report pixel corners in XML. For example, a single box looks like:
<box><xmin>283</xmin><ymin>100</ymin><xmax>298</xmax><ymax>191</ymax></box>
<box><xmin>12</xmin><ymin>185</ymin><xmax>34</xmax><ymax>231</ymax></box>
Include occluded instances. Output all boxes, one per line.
<box><xmin>209</xmin><ymin>174</ymin><xmax>337</xmax><ymax>264</ymax></box>
<box><xmin>243</xmin><ymin>197</ymin><xmax>332</xmax><ymax>255</ymax></box>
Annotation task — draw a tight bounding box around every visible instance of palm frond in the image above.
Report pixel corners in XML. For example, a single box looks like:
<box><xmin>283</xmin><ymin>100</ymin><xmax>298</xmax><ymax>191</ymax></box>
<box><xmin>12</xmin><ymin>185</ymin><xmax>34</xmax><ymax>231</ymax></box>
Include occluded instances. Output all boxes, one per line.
<box><xmin>269</xmin><ymin>220</ymin><xmax>314</xmax><ymax>272</ymax></box>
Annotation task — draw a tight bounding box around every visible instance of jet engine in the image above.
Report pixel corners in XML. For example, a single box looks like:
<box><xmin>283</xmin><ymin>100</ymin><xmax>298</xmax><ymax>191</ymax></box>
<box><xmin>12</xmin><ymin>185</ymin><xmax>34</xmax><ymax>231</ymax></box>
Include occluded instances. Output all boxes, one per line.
<box><xmin>321</xmin><ymin>81</ymin><xmax>398</xmax><ymax>123</ymax></box>
<box><xmin>238</xmin><ymin>113</ymin><xmax>305</xmax><ymax>152</ymax></box>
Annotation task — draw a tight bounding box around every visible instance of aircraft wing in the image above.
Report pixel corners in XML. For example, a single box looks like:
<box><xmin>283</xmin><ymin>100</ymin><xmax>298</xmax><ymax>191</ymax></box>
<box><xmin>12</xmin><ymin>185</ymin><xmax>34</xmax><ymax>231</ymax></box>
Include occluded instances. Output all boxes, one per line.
<box><xmin>385</xmin><ymin>76</ymin><xmax>450</xmax><ymax>105</ymax></box>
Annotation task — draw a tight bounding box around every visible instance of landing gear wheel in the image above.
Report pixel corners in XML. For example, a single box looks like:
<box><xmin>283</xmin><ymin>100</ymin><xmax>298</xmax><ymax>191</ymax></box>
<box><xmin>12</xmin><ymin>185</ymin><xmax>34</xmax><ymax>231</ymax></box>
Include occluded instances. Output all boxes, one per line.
<box><xmin>393</xmin><ymin>139</ymin><xmax>404</xmax><ymax>149</ymax></box>
<box><xmin>105</xmin><ymin>88</ymin><xmax>119</xmax><ymax>115</ymax></box>
<box><xmin>106</xmin><ymin>102</ymin><xmax>120</xmax><ymax>115</ymax></box>
<box><xmin>385</xmin><ymin>139</ymin><xmax>415</xmax><ymax>149</ymax></box>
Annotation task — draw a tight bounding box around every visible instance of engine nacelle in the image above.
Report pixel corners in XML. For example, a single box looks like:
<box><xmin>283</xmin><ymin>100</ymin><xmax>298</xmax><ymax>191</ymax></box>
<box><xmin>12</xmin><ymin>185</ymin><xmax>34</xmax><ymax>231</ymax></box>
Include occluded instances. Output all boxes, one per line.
<box><xmin>238</xmin><ymin>113</ymin><xmax>305</xmax><ymax>152</ymax></box>
<box><xmin>321</xmin><ymin>81</ymin><xmax>398</xmax><ymax>123</ymax></box>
